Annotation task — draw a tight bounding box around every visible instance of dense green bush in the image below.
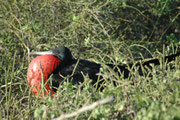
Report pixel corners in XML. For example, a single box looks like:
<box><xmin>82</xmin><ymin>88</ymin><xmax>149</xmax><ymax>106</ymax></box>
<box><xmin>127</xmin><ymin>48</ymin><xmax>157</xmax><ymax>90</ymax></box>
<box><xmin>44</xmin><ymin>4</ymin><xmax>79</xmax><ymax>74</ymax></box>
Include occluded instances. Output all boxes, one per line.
<box><xmin>0</xmin><ymin>0</ymin><xmax>179</xmax><ymax>119</ymax></box>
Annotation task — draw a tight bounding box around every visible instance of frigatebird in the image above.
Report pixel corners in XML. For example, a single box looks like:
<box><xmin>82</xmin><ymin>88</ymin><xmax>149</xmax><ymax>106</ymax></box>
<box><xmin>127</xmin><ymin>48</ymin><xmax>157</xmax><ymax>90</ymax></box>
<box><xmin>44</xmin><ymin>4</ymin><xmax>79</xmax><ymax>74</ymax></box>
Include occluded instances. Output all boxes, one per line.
<box><xmin>27</xmin><ymin>46</ymin><xmax>180</xmax><ymax>97</ymax></box>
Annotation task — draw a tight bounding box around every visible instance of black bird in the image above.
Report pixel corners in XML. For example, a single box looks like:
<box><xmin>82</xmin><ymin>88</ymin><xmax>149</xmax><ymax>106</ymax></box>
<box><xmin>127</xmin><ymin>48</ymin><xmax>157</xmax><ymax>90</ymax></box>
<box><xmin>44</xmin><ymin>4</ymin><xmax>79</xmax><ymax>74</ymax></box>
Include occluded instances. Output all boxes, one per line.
<box><xmin>28</xmin><ymin>46</ymin><xmax>180</xmax><ymax>94</ymax></box>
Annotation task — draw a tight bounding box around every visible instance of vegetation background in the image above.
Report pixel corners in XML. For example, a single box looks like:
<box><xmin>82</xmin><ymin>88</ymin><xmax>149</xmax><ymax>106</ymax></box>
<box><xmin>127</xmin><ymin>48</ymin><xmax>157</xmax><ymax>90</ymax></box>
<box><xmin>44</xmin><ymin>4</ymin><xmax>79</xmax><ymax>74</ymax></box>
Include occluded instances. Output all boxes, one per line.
<box><xmin>0</xmin><ymin>0</ymin><xmax>180</xmax><ymax>119</ymax></box>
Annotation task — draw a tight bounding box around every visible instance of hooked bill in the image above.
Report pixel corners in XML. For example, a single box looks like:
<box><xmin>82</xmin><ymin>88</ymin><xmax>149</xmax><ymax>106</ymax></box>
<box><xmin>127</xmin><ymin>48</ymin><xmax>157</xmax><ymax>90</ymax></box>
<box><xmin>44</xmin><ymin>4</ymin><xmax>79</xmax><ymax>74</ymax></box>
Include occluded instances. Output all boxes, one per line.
<box><xmin>27</xmin><ymin>55</ymin><xmax>61</xmax><ymax>97</ymax></box>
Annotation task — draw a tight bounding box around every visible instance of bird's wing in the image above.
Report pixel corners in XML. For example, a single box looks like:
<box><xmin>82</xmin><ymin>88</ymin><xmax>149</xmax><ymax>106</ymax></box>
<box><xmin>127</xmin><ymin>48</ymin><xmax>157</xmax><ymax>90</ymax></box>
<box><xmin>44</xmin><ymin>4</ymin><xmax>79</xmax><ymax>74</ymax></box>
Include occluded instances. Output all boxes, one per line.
<box><xmin>51</xmin><ymin>59</ymin><xmax>101</xmax><ymax>86</ymax></box>
<box><xmin>60</xmin><ymin>59</ymin><xmax>101</xmax><ymax>78</ymax></box>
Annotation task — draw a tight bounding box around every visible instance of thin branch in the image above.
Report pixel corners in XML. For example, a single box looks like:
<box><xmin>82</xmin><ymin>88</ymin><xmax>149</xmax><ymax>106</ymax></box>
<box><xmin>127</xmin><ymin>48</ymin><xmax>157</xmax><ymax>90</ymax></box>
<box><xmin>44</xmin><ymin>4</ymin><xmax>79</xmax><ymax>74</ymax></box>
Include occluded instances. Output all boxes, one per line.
<box><xmin>52</xmin><ymin>96</ymin><xmax>114</xmax><ymax>120</ymax></box>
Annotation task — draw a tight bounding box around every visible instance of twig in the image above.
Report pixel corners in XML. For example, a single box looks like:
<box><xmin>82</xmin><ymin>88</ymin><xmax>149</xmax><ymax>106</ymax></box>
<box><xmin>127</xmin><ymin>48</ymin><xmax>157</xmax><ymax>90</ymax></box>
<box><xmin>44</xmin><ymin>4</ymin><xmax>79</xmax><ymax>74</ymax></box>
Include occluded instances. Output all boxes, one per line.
<box><xmin>27</xmin><ymin>46</ymin><xmax>30</xmax><ymax>62</ymax></box>
<box><xmin>52</xmin><ymin>96</ymin><xmax>114</xmax><ymax>120</ymax></box>
<box><xmin>0</xmin><ymin>82</ymin><xmax>12</xmax><ymax>88</ymax></box>
<box><xmin>0</xmin><ymin>82</ymin><xmax>23</xmax><ymax>88</ymax></box>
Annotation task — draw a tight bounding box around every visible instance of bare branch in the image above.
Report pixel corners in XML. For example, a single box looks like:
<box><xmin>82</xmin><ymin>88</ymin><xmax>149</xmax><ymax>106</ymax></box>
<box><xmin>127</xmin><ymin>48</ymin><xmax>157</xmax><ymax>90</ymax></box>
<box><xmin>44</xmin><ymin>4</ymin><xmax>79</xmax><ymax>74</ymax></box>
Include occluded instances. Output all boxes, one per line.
<box><xmin>52</xmin><ymin>96</ymin><xmax>114</xmax><ymax>120</ymax></box>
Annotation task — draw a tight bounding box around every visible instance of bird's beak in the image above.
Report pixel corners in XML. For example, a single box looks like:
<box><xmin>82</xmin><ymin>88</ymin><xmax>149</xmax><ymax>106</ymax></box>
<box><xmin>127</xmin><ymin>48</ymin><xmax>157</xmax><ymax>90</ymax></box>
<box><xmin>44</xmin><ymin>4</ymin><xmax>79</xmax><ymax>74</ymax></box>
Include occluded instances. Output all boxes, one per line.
<box><xmin>30</xmin><ymin>51</ymin><xmax>54</xmax><ymax>56</ymax></box>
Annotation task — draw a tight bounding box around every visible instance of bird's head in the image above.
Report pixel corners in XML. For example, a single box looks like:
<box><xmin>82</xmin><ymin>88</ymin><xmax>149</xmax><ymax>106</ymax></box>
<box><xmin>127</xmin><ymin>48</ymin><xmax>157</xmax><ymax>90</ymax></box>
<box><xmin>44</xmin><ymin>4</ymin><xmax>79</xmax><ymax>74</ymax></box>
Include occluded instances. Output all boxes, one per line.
<box><xmin>30</xmin><ymin>46</ymin><xmax>73</xmax><ymax>62</ymax></box>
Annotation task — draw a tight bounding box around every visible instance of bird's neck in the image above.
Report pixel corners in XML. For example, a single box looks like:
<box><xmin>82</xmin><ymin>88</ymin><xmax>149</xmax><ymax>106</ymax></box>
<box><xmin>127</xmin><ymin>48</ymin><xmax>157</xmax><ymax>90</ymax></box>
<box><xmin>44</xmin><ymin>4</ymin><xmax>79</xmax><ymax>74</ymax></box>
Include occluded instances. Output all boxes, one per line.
<box><xmin>58</xmin><ymin>58</ymin><xmax>75</xmax><ymax>69</ymax></box>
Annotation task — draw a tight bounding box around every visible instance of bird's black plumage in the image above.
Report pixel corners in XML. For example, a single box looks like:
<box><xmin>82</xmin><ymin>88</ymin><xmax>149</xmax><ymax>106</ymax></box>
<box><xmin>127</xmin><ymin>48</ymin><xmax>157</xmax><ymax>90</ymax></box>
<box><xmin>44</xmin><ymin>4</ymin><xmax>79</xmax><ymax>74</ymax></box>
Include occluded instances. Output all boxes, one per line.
<box><xmin>51</xmin><ymin>47</ymin><xmax>102</xmax><ymax>90</ymax></box>
<box><xmin>50</xmin><ymin>46</ymin><xmax>180</xmax><ymax>91</ymax></box>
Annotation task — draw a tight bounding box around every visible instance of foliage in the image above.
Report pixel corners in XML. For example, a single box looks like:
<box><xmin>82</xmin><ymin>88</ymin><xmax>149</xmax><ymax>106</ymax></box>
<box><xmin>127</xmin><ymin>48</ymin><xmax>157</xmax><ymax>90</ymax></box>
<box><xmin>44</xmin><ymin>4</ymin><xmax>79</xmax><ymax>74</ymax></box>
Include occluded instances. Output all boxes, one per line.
<box><xmin>0</xmin><ymin>0</ymin><xmax>179</xmax><ymax>119</ymax></box>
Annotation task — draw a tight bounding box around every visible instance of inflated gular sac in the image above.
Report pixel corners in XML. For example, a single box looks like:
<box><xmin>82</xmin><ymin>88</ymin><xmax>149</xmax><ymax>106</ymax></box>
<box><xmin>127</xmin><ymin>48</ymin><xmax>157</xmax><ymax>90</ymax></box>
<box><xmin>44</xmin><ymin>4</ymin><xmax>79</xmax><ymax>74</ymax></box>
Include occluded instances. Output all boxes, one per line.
<box><xmin>27</xmin><ymin>55</ymin><xmax>61</xmax><ymax>97</ymax></box>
